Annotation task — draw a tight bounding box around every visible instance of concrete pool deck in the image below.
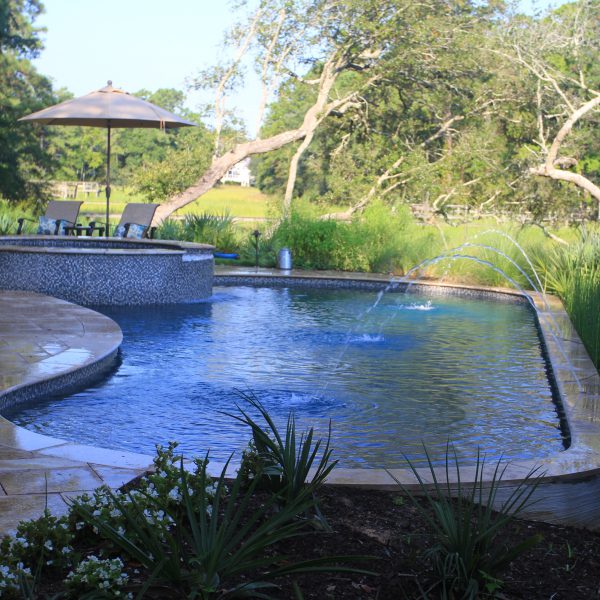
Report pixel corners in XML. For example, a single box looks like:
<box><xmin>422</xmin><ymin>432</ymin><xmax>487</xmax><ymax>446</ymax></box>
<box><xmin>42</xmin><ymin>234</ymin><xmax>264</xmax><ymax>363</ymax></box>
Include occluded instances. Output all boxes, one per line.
<box><xmin>0</xmin><ymin>291</ymin><xmax>152</xmax><ymax>534</ymax></box>
<box><xmin>0</xmin><ymin>268</ymin><xmax>599</xmax><ymax>535</ymax></box>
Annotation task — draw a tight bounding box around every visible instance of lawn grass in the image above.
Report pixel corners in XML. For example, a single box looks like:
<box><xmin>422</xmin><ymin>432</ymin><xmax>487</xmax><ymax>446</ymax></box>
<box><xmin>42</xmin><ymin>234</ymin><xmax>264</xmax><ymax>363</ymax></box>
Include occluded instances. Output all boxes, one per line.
<box><xmin>79</xmin><ymin>185</ymin><xmax>274</xmax><ymax>219</ymax></box>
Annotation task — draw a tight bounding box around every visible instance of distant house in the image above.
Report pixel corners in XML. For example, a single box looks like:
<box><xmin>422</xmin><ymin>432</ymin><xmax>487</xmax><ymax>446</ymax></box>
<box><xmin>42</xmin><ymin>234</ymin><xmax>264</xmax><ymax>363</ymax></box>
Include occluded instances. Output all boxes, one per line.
<box><xmin>220</xmin><ymin>158</ymin><xmax>253</xmax><ymax>187</ymax></box>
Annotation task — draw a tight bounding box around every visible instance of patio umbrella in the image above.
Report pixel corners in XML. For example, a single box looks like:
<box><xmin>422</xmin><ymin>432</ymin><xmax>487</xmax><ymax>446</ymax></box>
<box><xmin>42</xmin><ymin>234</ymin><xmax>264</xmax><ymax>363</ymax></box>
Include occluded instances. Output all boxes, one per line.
<box><xmin>19</xmin><ymin>81</ymin><xmax>197</xmax><ymax>236</ymax></box>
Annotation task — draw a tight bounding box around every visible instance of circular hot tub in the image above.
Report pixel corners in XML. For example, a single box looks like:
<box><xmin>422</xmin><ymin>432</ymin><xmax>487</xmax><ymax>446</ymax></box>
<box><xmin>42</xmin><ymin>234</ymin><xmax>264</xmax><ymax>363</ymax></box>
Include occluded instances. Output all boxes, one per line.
<box><xmin>0</xmin><ymin>236</ymin><xmax>214</xmax><ymax>305</ymax></box>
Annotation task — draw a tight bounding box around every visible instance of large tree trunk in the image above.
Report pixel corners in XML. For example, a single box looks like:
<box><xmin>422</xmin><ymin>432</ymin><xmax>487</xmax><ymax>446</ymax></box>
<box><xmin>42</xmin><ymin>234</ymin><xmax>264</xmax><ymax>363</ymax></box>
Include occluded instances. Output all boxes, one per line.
<box><xmin>153</xmin><ymin>52</ymin><xmax>359</xmax><ymax>226</ymax></box>
<box><xmin>153</xmin><ymin>130</ymin><xmax>307</xmax><ymax>224</ymax></box>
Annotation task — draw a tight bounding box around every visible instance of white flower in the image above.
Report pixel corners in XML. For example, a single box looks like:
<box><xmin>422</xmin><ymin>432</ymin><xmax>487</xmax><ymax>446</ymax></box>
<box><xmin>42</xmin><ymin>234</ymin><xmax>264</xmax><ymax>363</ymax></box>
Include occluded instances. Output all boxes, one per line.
<box><xmin>44</xmin><ymin>540</ymin><xmax>53</xmax><ymax>551</ymax></box>
<box><xmin>168</xmin><ymin>488</ymin><xmax>182</xmax><ymax>501</ymax></box>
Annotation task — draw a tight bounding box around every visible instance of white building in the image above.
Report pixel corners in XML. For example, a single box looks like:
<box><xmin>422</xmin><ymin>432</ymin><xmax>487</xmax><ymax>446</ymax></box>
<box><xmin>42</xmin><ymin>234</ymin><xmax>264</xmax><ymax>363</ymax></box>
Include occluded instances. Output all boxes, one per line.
<box><xmin>220</xmin><ymin>158</ymin><xmax>253</xmax><ymax>187</ymax></box>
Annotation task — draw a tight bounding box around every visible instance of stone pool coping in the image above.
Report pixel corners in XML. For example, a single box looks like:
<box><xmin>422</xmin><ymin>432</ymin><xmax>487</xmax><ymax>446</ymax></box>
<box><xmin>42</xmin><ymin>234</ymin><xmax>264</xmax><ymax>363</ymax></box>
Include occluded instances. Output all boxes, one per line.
<box><xmin>0</xmin><ymin>291</ymin><xmax>154</xmax><ymax>534</ymax></box>
<box><xmin>0</xmin><ymin>269</ymin><xmax>599</xmax><ymax>532</ymax></box>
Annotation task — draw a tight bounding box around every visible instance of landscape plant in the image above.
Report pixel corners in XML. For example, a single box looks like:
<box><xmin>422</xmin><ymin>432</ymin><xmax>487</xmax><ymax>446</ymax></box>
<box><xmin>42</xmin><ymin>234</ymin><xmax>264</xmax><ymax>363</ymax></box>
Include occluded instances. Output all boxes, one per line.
<box><xmin>534</xmin><ymin>227</ymin><xmax>600</xmax><ymax>369</ymax></box>
<box><xmin>393</xmin><ymin>446</ymin><xmax>543</xmax><ymax>599</ymax></box>
<box><xmin>71</xmin><ymin>452</ymin><xmax>370</xmax><ymax>598</ymax></box>
<box><xmin>231</xmin><ymin>392</ymin><xmax>337</xmax><ymax>513</ymax></box>
<box><xmin>0</xmin><ymin>434</ymin><xmax>373</xmax><ymax>599</ymax></box>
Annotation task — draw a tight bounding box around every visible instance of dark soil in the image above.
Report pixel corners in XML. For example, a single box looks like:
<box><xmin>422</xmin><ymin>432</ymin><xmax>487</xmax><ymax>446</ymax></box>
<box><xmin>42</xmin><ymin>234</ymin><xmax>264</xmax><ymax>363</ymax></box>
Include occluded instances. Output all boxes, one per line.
<box><xmin>270</xmin><ymin>486</ymin><xmax>600</xmax><ymax>599</ymax></box>
<box><xmin>30</xmin><ymin>484</ymin><xmax>600</xmax><ymax>599</ymax></box>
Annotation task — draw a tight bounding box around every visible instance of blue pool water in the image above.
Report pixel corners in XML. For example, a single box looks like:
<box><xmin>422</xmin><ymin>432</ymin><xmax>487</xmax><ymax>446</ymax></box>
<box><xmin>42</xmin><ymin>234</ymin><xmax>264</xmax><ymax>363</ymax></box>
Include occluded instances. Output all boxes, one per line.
<box><xmin>8</xmin><ymin>286</ymin><xmax>566</xmax><ymax>467</ymax></box>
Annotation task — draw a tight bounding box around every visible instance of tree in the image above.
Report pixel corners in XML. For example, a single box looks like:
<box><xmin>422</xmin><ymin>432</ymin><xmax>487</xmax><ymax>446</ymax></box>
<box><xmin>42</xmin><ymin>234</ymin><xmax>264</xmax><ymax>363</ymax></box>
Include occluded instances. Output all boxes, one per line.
<box><xmin>0</xmin><ymin>0</ymin><xmax>56</xmax><ymax>202</ymax></box>
<box><xmin>153</xmin><ymin>0</ymin><xmax>431</xmax><ymax>224</ymax></box>
<box><xmin>492</xmin><ymin>1</ymin><xmax>600</xmax><ymax>214</ymax></box>
<box><xmin>256</xmin><ymin>0</ymin><xmax>514</xmax><ymax>220</ymax></box>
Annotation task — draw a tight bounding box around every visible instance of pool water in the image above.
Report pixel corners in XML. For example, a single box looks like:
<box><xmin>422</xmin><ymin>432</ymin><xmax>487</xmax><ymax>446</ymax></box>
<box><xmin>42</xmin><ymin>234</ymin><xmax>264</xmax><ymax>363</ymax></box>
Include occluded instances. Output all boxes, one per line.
<box><xmin>8</xmin><ymin>286</ymin><xmax>566</xmax><ymax>467</ymax></box>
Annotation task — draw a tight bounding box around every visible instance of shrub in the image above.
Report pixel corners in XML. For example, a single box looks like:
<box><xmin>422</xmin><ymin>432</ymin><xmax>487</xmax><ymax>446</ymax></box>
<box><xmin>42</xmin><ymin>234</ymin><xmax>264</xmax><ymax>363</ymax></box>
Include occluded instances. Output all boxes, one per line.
<box><xmin>64</xmin><ymin>556</ymin><xmax>129</xmax><ymax>598</ymax></box>
<box><xmin>270</xmin><ymin>201</ymin><xmax>438</xmax><ymax>274</ymax></box>
<box><xmin>71</xmin><ymin>455</ymin><xmax>363</xmax><ymax>598</ymax></box>
<box><xmin>155</xmin><ymin>217</ymin><xmax>183</xmax><ymax>241</ymax></box>
<box><xmin>393</xmin><ymin>446</ymin><xmax>542</xmax><ymax>599</ymax></box>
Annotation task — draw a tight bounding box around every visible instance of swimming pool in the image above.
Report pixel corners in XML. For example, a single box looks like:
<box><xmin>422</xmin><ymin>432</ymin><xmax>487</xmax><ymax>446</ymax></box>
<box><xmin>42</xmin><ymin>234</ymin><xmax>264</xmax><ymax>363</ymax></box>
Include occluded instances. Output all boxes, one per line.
<box><xmin>6</xmin><ymin>285</ymin><xmax>566</xmax><ymax>467</ymax></box>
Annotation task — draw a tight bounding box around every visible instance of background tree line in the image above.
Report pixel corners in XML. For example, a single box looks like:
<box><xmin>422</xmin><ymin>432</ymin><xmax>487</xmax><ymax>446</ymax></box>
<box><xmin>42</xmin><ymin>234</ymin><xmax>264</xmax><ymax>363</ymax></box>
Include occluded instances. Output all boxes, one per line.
<box><xmin>0</xmin><ymin>0</ymin><xmax>598</xmax><ymax>223</ymax></box>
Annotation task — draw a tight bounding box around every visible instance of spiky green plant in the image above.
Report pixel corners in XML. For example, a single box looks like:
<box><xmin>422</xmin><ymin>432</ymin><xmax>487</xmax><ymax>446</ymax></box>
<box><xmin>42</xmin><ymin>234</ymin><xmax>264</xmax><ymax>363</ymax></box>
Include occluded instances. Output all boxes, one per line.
<box><xmin>229</xmin><ymin>392</ymin><xmax>337</xmax><ymax>513</ymax></box>
<box><xmin>392</xmin><ymin>445</ymin><xmax>543</xmax><ymax>599</ymax></box>
<box><xmin>70</xmin><ymin>455</ymin><xmax>368</xmax><ymax>599</ymax></box>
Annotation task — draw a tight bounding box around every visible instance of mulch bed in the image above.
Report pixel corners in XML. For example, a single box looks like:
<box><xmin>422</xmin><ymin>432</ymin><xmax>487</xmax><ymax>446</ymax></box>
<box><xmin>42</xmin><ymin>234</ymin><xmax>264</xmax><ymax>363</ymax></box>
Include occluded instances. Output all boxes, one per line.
<box><xmin>30</xmin><ymin>483</ymin><xmax>600</xmax><ymax>599</ymax></box>
<box><xmin>270</xmin><ymin>486</ymin><xmax>600</xmax><ymax>599</ymax></box>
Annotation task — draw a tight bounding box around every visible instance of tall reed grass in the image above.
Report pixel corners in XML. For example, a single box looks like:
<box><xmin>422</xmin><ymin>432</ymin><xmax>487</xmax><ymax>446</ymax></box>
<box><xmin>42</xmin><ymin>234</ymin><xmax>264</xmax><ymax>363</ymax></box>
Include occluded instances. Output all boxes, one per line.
<box><xmin>534</xmin><ymin>228</ymin><xmax>600</xmax><ymax>369</ymax></box>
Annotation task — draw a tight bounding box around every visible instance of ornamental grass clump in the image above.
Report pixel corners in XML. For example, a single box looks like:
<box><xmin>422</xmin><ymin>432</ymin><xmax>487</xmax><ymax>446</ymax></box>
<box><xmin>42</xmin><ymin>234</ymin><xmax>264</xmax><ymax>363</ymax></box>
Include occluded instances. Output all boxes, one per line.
<box><xmin>393</xmin><ymin>445</ymin><xmax>543</xmax><ymax>599</ymax></box>
<box><xmin>534</xmin><ymin>227</ymin><xmax>600</xmax><ymax>369</ymax></box>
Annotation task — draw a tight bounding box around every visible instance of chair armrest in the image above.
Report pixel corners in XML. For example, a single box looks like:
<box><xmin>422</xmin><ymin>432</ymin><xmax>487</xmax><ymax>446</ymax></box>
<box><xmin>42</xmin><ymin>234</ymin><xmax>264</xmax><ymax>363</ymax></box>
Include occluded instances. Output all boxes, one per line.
<box><xmin>56</xmin><ymin>219</ymin><xmax>74</xmax><ymax>235</ymax></box>
<box><xmin>16</xmin><ymin>217</ymin><xmax>35</xmax><ymax>235</ymax></box>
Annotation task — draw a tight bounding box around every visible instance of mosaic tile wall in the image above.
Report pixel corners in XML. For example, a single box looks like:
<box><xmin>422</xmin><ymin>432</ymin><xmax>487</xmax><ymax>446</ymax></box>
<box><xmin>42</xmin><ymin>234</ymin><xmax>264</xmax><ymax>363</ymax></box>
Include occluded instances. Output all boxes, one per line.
<box><xmin>214</xmin><ymin>274</ymin><xmax>529</xmax><ymax>304</ymax></box>
<box><xmin>0</xmin><ymin>238</ymin><xmax>214</xmax><ymax>305</ymax></box>
<box><xmin>0</xmin><ymin>351</ymin><xmax>119</xmax><ymax>413</ymax></box>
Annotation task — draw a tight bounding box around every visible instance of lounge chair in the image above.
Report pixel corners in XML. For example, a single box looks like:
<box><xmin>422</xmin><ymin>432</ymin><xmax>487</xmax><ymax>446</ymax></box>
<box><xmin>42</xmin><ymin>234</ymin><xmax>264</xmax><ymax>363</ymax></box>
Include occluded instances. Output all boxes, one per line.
<box><xmin>90</xmin><ymin>203</ymin><xmax>159</xmax><ymax>239</ymax></box>
<box><xmin>17</xmin><ymin>200</ymin><xmax>83</xmax><ymax>235</ymax></box>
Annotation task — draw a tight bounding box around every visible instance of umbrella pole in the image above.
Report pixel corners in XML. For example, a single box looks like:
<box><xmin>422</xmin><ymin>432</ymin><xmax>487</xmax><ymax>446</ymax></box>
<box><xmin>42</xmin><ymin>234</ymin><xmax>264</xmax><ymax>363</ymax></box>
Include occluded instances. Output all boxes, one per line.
<box><xmin>105</xmin><ymin>123</ymin><xmax>111</xmax><ymax>237</ymax></box>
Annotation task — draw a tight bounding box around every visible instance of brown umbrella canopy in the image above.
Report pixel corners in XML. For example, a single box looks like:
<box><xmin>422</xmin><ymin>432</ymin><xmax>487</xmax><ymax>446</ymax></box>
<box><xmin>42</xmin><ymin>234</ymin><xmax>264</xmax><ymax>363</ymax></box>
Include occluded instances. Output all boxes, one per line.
<box><xmin>20</xmin><ymin>81</ymin><xmax>197</xmax><ymax>234</ymax></box>
<box><xmin>20</xmin><ymin>81</ymin><xmax>197</xmax><ymax>128</ymax></box>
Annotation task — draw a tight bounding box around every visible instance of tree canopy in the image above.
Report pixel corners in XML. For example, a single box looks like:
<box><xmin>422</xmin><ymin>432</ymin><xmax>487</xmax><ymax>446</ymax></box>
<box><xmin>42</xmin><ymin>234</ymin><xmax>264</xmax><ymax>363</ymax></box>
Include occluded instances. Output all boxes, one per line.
<box><xmin>0</xmin><ymin>0</ymin><xmax>55</xmax><ymax>201</ymax></box>
<box><xmin>2</xmin><ymin>0</ymin><xmax>598</xmax><ymax>224</ymax></box>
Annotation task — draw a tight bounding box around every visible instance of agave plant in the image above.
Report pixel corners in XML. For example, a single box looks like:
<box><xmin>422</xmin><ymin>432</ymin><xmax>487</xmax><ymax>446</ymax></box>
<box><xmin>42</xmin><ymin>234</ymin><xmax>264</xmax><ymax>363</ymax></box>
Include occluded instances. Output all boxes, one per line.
<box><xmin>392</xmin><ymin>445</ymin><xmax>543</xmax><ymax>600</ymax></box>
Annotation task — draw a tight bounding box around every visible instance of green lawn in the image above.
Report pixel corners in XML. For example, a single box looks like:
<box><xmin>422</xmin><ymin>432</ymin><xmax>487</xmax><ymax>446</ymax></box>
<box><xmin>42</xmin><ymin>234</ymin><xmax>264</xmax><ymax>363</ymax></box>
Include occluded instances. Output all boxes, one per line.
<box><xmin>80</xmin><ymin>185</ymin><xmax>273</xmax><ymax>219</ymax></box>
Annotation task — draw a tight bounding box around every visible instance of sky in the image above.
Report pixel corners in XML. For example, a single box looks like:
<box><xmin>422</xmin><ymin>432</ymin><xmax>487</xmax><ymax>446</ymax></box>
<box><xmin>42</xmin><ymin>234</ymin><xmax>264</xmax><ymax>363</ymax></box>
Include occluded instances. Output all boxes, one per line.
<box><xmin>32</xmin><ymin>0</ymin><xmax>561</xmax><ymax>132</ymax></box>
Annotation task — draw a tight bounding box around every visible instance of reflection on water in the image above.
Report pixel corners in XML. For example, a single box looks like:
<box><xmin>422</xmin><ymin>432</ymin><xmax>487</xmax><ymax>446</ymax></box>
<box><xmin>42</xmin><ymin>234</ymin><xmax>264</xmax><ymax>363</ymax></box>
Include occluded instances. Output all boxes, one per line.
<box><xmin>7</xmin><ymin>286</ymin><xmax>566</xmax><ymax>467</ymax></box>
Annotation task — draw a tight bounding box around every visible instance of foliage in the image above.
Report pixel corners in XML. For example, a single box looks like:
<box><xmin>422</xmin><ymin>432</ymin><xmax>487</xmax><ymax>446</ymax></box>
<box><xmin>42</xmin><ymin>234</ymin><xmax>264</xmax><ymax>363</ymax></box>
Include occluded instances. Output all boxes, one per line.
<box><xmin>270</xmin><ymin>202</ymin><xmax>438</xmax><ymax>273</ymax></box>
<box><xmin>156</xmin><ymin>212</ymin><xmax>239</xmax><ymax>250</ymax></box>
<box><xmin>534</xmin><ymin>226</ymin><xmax>600</xmax><ymax>369</ymax></box>
<box><xmin>0</xmin><ymin>0</ymin><xmax>56</xmax><ymax>202</ymax></box>
<box><xmin>71</xmin><ymin>452</ymin><xmax>365</xmax><ymax>598</ymax></box>
<box><xmin>393</xmin><ymin>446</ymin><xmax>543</xmax><ymax>599</ymax></box>
<box><xmin>69</xmin><ymin>442</ymin><xmax>218</xmax><ymax>550</ymax></box>
<box><xmin>250</xmin><ymin>0</ymin><xmax>599</xmax><ymax>222</ymax></box>
<box><xmin>237</xmin><ymin>228</ymin><xmax>278</xmax><ymax>267</ymax></box>
<box><xmin>0</xmin><ymin>200</ymin><xmax>34</xmax><ymax>234</ymax></box>
<box><xmin>231</xmin><ymin>392</ymin><xmax>337</xmax><ymax>512</ymax></box>
<box><xmin>130</xmin><ymin>136</ymin><xmax>212</xmax><ymax>203</ymax></box>
<box><xmin>64</xmin><ymin>556</ymin><xmax>129</xmax><ymax>598</ymax></box>
<box><xmin>0</xmin><ymin>438</ymin><xmax>373</xmax><ymax>598</ymax></box>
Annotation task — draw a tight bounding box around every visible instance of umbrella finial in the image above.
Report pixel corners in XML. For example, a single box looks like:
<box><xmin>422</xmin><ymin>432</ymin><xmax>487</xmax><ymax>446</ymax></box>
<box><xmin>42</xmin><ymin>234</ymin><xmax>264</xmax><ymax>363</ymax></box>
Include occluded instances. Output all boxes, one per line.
<box><xmin>107</xmin><ymin>80</ymin><xmax>112</xmax><ymax>86</ymax></box>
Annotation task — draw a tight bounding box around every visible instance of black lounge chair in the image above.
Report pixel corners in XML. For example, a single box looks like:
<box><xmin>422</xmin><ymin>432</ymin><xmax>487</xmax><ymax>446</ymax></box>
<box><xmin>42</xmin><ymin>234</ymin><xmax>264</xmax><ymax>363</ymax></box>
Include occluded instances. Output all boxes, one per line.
<box><xmin>17</xmin><ymin>200</ymin><xmax>83</xmax><ymax>235</ymax></box>
<box><xmin>109</xmin><ymin>203</ymin><xmax>159</xmax><ymax>239</ymax></box>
